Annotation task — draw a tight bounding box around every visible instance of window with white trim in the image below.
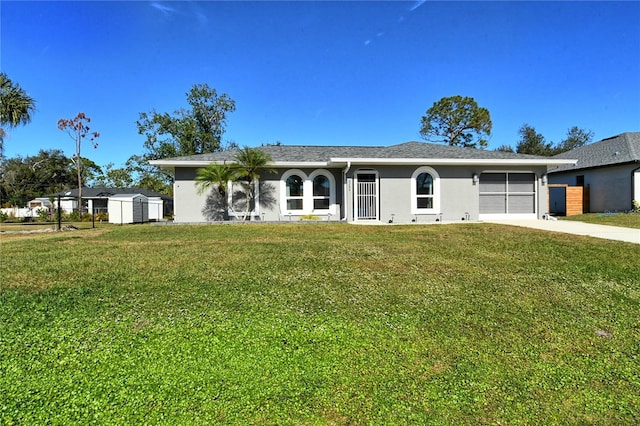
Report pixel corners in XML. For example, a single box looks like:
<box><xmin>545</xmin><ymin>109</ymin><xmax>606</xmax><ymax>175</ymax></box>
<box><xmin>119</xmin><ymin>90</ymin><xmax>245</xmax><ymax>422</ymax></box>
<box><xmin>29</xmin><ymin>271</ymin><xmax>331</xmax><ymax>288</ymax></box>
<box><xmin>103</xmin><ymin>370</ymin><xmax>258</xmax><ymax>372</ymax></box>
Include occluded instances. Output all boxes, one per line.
<box><xmin>286</xmin><ymin>174</ymin><xmax>304</xmax><ymax>210</ymax></box>
<box><xmin>280</xmin><ymin>169</ymin><xmax>336</xmax><ymax>214</ymax></box>
<box><xmin>312</xmin><ymin>175</ymin><xmax>330</xmax><ymax>209</ymax></box>
<box><xmin>411</xmin><ymin>166</ymin><xmax>440</xmax><ymax>214</ymax></box>
<box><xmin>309</xmin><ymin>170</ymin><xmax>335</xmax><ymax>212</ymax></box>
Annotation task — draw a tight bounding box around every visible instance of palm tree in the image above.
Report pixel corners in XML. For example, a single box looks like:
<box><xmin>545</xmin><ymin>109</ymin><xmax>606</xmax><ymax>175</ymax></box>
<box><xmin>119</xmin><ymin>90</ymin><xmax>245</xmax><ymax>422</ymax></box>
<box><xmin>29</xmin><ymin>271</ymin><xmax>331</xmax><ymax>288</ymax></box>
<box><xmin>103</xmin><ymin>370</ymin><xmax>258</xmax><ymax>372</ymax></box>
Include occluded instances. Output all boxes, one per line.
<box><xmin>234</xmin><ymin>147</ymin><xmax>275</xmax><ymax>220</ymax></box>
<box><xmin>195</xmin><ymin>162</ymin><xmax>239</xmax><ymax>220</ymax></box>
<box><xmin>0</xmin><ymin>73</ymin><xmax>36</xmax><ymax>154</ymax></box>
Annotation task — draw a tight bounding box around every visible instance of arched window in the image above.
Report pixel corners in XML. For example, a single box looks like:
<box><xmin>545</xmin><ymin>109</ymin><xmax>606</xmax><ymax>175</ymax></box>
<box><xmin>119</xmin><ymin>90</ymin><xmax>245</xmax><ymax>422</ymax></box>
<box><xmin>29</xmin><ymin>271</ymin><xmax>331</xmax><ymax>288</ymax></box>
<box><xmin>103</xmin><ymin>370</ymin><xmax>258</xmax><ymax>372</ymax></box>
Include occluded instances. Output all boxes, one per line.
<box><xmin>286</xmin><ymin>174</ymin><xmax>304</xmax><ymax>210</ymax></box>
<box><xmin>416</xmin><ymin>172</ymin><xmax>434</xmax><ymax>209</ymax></box>
<box><xmin>313</xmin><ymin>175</ymin><xmax>330</xmax><ymax>209</ymax></box>
<box><xmin>281</xmin><ymin>169</ymin><xmax>335</xmax><ymax>215</ymax></box>
<box><xmin>411</xmin><ymin>166</ymin><xmax>440</xmax><ymax>214</ymax></box>
<box><xmin>309</xmin><ymin>170</ymin><xmax>336</xmax><ymax>213</ymax></box>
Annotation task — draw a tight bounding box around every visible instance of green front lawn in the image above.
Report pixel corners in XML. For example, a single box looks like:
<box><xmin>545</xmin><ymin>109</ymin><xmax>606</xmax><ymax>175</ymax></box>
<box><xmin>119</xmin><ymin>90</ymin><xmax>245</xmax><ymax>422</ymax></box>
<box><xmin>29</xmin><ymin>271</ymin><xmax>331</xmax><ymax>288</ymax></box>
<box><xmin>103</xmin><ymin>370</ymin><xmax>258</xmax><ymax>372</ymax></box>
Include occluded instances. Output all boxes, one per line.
<box><xmin>1</xmin><ymin>224</ymin><xmax>638</xmax><ymax>424</ymax></box>
<box><xmin>560</xmin><ymin>212</ymin><xmax>640</xmax><ymax>229</ymax></box>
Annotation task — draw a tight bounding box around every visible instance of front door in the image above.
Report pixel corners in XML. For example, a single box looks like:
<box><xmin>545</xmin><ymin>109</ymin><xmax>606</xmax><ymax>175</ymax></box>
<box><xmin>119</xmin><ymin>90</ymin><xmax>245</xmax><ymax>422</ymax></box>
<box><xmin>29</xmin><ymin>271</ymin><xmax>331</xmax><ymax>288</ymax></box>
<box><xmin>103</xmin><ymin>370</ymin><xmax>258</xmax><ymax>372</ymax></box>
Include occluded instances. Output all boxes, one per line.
<box><xmin>355</xmin><ymin>171</ymin><xmax>379</xmax><ymax>221</ymax></box>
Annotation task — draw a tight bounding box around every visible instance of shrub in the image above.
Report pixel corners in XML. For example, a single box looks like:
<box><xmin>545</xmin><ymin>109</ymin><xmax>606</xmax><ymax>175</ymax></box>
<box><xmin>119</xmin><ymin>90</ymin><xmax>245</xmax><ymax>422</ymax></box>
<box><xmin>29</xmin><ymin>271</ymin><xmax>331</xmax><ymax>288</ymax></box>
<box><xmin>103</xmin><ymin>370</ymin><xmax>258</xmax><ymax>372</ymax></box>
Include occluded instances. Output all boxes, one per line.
<box><xmin>64</xmin><ymin>211</ymin><xmax>81</xmax><ymax>222</ymax></box>
<box><xmin>0</xmin><ymin>211</ymin><xmax>7</xmax><ymax>222</ymax></box>
<box><xmin>36</xmin><ymin>209</ymin><xmax>50</xmax><ymax>222</ymax></box>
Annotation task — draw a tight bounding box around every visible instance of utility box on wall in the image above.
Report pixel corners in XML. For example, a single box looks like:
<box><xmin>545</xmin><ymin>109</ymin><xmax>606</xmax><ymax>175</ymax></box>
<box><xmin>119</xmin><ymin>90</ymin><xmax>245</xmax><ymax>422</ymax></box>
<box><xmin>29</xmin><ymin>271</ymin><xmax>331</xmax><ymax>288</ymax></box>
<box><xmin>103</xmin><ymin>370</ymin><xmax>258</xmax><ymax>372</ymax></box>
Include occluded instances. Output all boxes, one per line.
<box><xmin>108</xmin><ymin>194</ymin><xmax>149</xmax><ymax>224</ymax></box>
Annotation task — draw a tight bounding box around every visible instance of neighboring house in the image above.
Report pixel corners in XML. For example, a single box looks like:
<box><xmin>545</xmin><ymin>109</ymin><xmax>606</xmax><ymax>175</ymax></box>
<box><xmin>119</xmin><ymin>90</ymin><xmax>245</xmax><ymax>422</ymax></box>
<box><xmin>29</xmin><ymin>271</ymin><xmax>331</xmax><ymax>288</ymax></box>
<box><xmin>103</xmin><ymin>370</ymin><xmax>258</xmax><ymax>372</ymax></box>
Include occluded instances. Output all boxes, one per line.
<box><xmin>54</xmin><ymin>187</ymin><xmax>173</xmax><ymax>220</ymax></box>
<box><xmin>548</xmin><ymin>132</ymin><xmax>640</xmax><ymax>213</ymax></box>
<box><xmin>150</xmin><ymin>142</ymin><xmax>574</xmax><ymax>224</ymax></box>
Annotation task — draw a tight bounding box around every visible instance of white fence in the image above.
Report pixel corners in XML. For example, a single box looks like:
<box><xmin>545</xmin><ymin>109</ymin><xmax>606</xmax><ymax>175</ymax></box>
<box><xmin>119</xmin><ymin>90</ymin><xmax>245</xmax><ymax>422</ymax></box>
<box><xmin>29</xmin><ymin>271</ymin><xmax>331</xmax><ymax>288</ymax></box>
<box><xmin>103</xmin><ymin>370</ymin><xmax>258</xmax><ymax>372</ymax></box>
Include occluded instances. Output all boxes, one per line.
<box><xmin>1</xmin><ymin>207</ymin><xmax>48</xmax><ymax>219</ymax></box>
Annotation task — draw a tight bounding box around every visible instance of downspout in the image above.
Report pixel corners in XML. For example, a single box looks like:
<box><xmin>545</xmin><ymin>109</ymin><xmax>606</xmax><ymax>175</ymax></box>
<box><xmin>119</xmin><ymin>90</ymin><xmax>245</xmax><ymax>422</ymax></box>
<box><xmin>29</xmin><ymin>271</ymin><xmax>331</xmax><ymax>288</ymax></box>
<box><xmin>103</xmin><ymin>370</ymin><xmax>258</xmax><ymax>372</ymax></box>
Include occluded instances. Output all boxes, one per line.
<box><xmin>342</xmin><ymin>161</ymin><xmax>351</xmax><ymax>221</ymax></box>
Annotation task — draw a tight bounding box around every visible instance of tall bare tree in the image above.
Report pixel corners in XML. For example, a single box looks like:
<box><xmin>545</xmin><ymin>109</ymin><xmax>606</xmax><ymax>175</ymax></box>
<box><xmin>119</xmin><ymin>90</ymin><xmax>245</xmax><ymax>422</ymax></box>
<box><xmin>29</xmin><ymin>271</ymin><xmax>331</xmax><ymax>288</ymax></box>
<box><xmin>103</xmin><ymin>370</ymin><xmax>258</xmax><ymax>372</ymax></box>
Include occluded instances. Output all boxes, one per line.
<box><xmin>57</xmin><ymin>112</ymin><xmax>100</xmax><ymax>214</ymax></box>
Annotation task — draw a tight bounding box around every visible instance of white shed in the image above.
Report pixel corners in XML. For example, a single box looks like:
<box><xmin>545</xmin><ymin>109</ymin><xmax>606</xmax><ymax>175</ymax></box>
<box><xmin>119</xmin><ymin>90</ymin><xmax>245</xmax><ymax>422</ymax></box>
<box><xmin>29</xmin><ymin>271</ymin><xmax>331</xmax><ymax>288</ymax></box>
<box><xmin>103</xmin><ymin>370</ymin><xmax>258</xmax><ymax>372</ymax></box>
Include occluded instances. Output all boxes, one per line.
<box><xmin>108</xmin><ymin>194</ymin><xmax>149</xmax><ymax>224</ymax></box>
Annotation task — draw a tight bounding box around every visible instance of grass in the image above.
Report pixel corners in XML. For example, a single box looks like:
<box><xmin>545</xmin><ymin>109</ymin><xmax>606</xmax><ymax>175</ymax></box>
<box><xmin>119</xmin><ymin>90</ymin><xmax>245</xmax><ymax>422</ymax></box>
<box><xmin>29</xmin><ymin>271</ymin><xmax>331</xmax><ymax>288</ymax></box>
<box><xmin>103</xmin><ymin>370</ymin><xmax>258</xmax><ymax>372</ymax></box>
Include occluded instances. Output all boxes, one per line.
<box><xmin>0</xmin><ymin>220</ymin><xmax>115</xmax><ymax>233</ymax></box>
<box><xmin>1</xmin><ymin>223</ymin><xmax>639</xmax><ymax>424</ymax></box>
<box><xmin>560</xmin><ymin>212</ymin><xmax>640</xmax><ymax>229</ymax></box>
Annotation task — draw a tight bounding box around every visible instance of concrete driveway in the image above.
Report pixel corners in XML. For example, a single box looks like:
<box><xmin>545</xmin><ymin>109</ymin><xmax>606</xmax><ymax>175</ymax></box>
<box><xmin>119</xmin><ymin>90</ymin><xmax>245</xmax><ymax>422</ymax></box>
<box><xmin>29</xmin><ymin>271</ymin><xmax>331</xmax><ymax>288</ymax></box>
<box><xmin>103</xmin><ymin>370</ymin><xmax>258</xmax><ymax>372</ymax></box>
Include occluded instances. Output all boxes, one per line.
<box><xmin>486</xmin><ymin>219</ymin><xmax>640</xmax><ymax>244</ymax></box>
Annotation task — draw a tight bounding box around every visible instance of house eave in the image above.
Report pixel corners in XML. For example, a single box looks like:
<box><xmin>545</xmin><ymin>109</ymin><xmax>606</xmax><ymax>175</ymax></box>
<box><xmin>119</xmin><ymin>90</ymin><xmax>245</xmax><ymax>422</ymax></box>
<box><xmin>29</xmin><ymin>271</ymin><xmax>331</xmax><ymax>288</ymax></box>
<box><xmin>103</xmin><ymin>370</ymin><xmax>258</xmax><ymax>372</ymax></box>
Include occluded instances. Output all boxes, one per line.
<box><xmin>149</xmin><ymin>158</ymin><xmax>577</xmax><ymax>170</ymax></box>
<box><xmin>328</xmin><ymin>158</ymin><xmax>578</xmax><ymax>167</ymax></box>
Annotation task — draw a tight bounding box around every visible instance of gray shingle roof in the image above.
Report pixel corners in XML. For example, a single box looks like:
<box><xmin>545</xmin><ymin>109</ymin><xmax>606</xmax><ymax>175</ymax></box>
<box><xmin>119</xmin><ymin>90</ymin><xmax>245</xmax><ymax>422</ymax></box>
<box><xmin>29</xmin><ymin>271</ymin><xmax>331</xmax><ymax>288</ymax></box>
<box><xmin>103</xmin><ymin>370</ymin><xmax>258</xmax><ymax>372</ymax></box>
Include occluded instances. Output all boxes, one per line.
<box><xmin>548</xmin><ymin>132</ymin><xmax>640</xmax><ymax>173</ymax></box>
<box><xmin>55</xmin><ymin>187</ymin><xmax>171</xmax><ymax>200</ymax></box>
<box><xmin>154</xmin><ymin>141</ymin><xmax>550</xmax><ymax>164</ymax></box>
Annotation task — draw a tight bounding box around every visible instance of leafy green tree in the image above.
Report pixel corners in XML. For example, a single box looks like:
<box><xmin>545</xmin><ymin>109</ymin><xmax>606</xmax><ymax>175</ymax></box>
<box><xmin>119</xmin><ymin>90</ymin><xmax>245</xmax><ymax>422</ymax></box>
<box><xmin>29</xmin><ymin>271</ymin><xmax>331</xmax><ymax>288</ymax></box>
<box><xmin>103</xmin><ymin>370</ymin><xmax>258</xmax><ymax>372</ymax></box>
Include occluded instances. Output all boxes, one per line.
<box><xmin>92</xmin><ymin>163</ymin><xmax>135</xmax><ymax>188</ymax></box>
<box><xmin>0</xmin><ymin>73</ymin><xmax>36</xmax><ymax>155</ymax></box>
<box><xmin>515</xmin><ymin>124</ymin><xmax>554</xmax><ymax>156</ymax></box>
<box><xmin>420</xmin><ymin>95</ymin><xmax>492</xmax><ymax>149</ymax></box>
<box><xmin>124</xmin><ymin>155</ymin><xmax>173</xmax><ymax>195</ymax></box>
<box><xmin>195</xmin><ymin>162</ymin><xmax>239</xmax><ymax>220</ymax></box>
<box><xmin>134</xmin><ymin>84</ymin><xmax>236</xmax><ymax>193</ymax></box>
<box><xmin>553</xmin><ymin>126</ymin><xmax>594</xmax><ymax>154</ymax></box>
<box><xmin>495</xmin><ymin>145</ymin><xmax>515</xmax><ymax>153</ymax></box>
<box><xmin>0</xmin><ymin>149</ymin><xmax>75</xmax><ymax>206</ymax></box>
<box><xmin>58</xmin><ymin>112</ymin><xmax>100</xmax><ymax>213</ymax></box>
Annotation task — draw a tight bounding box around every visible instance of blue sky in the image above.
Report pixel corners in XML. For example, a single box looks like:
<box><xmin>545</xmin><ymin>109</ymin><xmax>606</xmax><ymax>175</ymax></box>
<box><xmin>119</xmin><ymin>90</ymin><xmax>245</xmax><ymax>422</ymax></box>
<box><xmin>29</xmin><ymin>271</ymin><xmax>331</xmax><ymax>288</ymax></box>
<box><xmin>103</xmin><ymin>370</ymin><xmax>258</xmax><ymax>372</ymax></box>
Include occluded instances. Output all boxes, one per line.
<box><xmin>2</xmin><ymin>1</ymin><xmax>639</xmax><ymax>167</ymax></box>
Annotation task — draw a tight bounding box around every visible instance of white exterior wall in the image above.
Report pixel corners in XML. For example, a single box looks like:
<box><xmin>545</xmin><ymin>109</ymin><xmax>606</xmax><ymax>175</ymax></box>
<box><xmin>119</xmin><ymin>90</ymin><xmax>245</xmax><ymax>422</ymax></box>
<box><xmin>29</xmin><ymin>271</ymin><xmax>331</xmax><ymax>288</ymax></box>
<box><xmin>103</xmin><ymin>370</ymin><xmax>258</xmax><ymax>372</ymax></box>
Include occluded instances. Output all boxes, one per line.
<box><xmin>0</xmin><ymin>207</ymin><xmax>47</xmax><ymax>218</ymax></box>
<box><xmin>148</xmin><ymin>197</ymin><xmax>164</xmax><ymax>221</ymax></box>
<box><xmin>108</xmin><ymin>194</ymin><xmax>149</xmax><ymax>224</ymax></box>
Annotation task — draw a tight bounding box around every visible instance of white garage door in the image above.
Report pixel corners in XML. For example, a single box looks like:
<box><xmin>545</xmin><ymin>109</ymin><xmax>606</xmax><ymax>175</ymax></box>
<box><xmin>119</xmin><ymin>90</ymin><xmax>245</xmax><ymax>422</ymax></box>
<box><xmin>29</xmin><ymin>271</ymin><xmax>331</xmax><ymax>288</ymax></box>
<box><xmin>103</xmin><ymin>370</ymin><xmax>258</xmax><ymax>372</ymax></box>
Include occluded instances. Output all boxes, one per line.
<box><xmin>479</xmin><ymin>172</ymin><xmax>537</xmax><ymax>219</ymax></box>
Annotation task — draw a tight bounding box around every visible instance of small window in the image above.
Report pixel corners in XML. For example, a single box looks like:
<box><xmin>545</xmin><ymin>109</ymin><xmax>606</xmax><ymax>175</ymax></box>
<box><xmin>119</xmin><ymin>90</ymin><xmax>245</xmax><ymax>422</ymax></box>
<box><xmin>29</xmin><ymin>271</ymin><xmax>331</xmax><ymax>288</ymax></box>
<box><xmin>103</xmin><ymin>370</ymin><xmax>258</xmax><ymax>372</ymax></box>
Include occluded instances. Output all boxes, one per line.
<box><xmin>411</xmin><ymin>166</ymin><xmax>440</xmax><ymax>214</ymax></box>
<box><xmin>416</xmin><ymin>172</ymin><xmax>434</xmax><ymax>209</ymax></box>
<box><xmin>576</xmin><ymin>175</ymin><xmax>584</xmax><ymax>186</ymax></box>
<box><xmin>286</xmin><ymin>175</ymin><xmax>304</xmax><ymax>210</ymax></box>
<box><xmin>313</xmin><ymin>175</ymin><xmax>330</xmax><ymax>210</ymax></box>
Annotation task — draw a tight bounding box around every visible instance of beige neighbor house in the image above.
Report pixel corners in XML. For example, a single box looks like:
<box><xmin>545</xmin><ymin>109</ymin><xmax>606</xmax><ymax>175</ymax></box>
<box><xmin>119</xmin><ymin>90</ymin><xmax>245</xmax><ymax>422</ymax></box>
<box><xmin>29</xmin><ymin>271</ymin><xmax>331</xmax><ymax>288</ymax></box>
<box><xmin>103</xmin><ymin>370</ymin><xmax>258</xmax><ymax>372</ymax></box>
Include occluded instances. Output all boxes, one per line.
<box><xmin>548</xmin><ymin>132</ymin><xmax>640</xmax><ymax>214</ymax></box>
<box><xmin>150</xmin><ymin>141</ymin><xmax>575</xmax><ymax>224</ymax></box>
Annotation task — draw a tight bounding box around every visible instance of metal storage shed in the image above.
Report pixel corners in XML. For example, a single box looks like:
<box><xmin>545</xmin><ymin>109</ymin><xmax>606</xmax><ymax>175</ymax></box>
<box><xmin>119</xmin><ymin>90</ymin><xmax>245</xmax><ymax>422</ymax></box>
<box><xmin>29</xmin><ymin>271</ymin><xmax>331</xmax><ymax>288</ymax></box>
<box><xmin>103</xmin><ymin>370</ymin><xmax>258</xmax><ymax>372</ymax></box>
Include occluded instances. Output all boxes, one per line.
<box><xmin>108</xmin><ymin>194</ymin><xmax>149</xmax><ymax>224</ymax></box>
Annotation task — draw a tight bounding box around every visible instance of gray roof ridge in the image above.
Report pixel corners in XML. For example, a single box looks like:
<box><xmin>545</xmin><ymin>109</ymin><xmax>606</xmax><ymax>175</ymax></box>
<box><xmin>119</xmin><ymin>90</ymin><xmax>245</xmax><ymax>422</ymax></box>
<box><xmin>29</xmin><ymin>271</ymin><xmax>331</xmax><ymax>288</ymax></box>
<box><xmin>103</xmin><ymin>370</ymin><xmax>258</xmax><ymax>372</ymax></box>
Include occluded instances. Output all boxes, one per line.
<box><xmin>621</xmin><ymin>132</ymin><xmax>640</xmax><ymax>160</ymax></box>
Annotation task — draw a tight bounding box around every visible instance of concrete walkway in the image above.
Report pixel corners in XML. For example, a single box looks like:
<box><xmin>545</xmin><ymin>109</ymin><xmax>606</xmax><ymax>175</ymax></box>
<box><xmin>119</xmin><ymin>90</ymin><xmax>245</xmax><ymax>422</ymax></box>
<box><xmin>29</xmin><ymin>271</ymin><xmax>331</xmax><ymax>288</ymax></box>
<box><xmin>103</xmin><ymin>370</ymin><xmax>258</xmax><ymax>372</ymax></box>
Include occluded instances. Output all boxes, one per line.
<box><xmin>486</xmin><ymin>219</ymin><xmax>640</xmax><ymax>244</ymax></box>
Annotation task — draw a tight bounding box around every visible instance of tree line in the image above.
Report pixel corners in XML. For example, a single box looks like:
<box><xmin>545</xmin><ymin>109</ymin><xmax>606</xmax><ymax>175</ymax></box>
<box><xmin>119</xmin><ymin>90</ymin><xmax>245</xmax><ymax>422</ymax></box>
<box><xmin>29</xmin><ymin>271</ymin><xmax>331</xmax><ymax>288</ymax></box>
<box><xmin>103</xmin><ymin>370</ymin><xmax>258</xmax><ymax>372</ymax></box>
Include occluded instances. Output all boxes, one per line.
<box><xmin>1</xmin><ymin>72</ymin><xmax>594</xmax><ymax>208</ymax></box>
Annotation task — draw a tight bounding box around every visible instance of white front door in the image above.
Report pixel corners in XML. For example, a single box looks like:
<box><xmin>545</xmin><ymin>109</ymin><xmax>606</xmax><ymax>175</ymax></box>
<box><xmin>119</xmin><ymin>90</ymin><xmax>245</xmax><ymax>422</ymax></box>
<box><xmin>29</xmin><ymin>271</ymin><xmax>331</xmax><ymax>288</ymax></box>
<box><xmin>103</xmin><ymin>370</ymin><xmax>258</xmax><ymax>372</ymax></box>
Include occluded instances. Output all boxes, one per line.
<box><xmin>355</xmin><ymin>172</ymin><xmax>379</xmax><ymax>221</ymax></box>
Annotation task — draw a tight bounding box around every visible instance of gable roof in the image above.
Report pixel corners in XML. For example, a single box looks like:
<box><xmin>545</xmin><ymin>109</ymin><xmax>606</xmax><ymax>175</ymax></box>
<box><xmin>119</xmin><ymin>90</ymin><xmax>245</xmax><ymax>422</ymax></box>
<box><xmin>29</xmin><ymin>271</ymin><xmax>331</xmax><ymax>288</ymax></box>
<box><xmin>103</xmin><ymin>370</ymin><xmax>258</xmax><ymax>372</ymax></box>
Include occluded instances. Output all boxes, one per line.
<box><xmin>548</xmin><ymin>132</ymin><xmax>640</xmax><ymax>173</ymax></box>
<box><xmin>150</xmin><ymin>141</ymin><xmax>575</xmax><ymax>170</ymax></box>
<box><xmin>55</xmin><ymin>187</ymin><xmax>171</xmax><ymax>200</ymax></box>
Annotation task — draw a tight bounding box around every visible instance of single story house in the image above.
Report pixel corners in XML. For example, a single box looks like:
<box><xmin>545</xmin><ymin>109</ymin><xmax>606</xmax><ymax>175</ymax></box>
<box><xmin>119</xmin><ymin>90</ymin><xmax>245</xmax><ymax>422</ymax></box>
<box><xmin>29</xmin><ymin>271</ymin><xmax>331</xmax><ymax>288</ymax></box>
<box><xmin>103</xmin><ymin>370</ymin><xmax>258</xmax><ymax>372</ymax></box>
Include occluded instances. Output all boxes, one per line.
<box><xmin>54</xmin><ymin>187</ymin><xmax>173</xmax><ymax>220</ymax></box>
<box><xmin>548</xmin><ymin>132</ymin><xmax>640</xmax><ymax>213</ymax></box>
<box><xmin>150</xmin><ymin>142</ymin><xmax>575</xmax><ymax>224</ymax></box>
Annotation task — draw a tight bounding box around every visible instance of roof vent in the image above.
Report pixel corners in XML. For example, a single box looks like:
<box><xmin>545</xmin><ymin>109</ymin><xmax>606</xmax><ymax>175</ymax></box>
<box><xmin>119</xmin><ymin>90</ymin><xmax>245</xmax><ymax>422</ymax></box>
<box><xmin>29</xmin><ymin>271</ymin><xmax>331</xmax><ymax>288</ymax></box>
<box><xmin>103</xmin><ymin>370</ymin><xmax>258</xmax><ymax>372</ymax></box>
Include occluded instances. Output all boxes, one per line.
<box><xmin>614</xmin><ymin>151</ymin><xmax>620</xmax><ymax>156</ymax></box>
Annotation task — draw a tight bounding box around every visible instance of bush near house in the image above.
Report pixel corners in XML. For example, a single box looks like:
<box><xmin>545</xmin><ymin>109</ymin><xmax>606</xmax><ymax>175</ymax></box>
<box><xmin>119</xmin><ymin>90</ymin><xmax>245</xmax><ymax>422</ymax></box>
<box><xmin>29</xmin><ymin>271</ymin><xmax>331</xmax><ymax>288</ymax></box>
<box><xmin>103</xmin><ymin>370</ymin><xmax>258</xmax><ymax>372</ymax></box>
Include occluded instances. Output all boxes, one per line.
<box><xmin>1</xmin><ymin>224</ymin><xmax>638</xmax><ymax>424</ymax></box>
